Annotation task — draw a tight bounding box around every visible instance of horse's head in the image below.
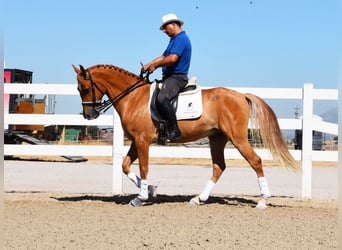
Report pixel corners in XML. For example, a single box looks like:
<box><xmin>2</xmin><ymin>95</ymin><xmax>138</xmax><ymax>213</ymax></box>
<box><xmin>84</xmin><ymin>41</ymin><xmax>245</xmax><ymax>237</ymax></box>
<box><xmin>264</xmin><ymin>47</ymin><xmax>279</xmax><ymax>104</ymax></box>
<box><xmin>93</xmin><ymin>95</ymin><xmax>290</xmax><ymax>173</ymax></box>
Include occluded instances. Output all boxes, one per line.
<box><xmin>73</xmin><ymin>63</ymin><xmax>149</xmax><ymax>120</ymax></box>
<box><xmin>73</xmin><ymin>64</ymin><xmax>104</xmax><ymax>120</ymax></box>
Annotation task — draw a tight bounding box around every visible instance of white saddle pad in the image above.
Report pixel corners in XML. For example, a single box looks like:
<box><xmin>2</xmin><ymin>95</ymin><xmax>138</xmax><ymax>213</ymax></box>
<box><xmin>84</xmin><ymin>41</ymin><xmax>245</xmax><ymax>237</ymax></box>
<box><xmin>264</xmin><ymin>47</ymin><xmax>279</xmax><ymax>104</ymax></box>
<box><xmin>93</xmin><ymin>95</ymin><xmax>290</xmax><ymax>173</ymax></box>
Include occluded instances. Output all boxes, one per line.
<box><xmin>149</xmin><ymin>80</ymin><xmax>203</xmax><ymax>121</ymax></box>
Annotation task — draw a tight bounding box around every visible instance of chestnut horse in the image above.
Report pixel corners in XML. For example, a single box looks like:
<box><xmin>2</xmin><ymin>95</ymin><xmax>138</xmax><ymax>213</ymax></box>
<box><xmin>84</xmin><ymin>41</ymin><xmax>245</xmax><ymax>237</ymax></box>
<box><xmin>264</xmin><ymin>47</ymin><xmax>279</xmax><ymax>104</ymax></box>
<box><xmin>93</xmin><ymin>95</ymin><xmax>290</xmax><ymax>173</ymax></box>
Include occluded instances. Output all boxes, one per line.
<box><xmin>73</xmin><ymin>64</ymin><xmax>298</xmax><ymax>208</ymax></box>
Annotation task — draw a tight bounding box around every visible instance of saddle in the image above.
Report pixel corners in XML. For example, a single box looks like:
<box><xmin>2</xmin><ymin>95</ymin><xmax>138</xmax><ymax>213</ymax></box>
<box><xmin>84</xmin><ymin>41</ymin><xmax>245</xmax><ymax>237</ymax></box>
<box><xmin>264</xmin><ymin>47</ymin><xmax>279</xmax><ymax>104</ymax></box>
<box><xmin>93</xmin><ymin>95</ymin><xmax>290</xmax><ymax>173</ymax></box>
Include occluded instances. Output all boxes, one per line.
<box><xmin>149</xmin><ymin>77</ymin><xmax>203</xmax><ymax>144</ymax></box>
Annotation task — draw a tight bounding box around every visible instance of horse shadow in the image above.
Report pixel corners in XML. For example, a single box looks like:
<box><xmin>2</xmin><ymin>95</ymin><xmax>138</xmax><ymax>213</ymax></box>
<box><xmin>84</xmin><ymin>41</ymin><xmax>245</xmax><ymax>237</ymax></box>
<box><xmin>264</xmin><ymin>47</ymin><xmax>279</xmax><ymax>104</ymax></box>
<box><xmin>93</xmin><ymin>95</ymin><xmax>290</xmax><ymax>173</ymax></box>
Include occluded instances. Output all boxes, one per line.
<box><xmin>52</xmin><ymin>194</ymin><xmax>292</xmax><ymax>208</ymax></box>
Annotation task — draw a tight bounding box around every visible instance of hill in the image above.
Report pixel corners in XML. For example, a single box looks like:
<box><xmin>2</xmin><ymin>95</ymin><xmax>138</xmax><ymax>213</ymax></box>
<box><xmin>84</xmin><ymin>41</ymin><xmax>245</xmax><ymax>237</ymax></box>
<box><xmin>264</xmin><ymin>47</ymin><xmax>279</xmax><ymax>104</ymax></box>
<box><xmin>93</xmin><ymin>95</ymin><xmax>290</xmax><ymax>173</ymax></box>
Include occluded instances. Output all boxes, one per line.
<box><xmin>320</xmin><ymin>107</ymin><xmax>338</xmax><ymax>123</ymax></box>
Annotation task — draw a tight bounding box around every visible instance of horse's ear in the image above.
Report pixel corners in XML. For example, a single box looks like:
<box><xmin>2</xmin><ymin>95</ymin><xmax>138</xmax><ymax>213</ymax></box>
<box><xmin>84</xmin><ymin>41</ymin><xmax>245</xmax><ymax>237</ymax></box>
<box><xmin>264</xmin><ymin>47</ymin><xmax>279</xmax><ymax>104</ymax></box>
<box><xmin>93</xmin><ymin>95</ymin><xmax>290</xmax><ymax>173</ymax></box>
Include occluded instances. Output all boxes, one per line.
<box><xmin>80</xmin><ymin>65</ymin><xmax>86</xmax><ymax>72</ymax></box>
<box><xmin>72</xmin><ymin>64</ymin><xmax>80</xmax><ymax>74</ymax></box>
<box><xmin>79</xmin><ymin>65</ymin><xmax>88</xmax><ymax>79</ymax></box>
<box><xmin>72</xmin><ymin>64</ymin><xmax>87</xmax><ymax>79</ymax></box>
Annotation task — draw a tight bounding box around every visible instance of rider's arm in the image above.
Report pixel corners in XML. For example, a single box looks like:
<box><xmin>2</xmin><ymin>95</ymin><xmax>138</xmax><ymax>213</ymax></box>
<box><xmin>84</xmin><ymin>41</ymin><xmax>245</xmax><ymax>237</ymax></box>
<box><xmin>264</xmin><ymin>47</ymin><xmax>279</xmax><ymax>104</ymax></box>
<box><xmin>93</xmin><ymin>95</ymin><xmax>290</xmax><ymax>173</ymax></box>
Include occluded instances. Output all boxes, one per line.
<box><xmin>144</xmin><ymin>54</ymin><xmax>179</xmax><ymax>73</ymax></box>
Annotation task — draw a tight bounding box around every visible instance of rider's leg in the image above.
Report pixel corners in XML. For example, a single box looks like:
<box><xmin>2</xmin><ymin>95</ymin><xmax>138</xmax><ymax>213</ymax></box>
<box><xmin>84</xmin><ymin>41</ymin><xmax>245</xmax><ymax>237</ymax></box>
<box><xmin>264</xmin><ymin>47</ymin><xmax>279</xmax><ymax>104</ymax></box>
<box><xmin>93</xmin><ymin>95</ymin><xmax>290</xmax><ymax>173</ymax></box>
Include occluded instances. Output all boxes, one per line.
<box><xmin>157</xmin><ymin>75</ymin><xmax>187</xmax><ymax>141</ymax></box>
<box><xmin>158</xmin><ymin>99</ymin><xmax>181</xmax><ymax>141</ymax></box>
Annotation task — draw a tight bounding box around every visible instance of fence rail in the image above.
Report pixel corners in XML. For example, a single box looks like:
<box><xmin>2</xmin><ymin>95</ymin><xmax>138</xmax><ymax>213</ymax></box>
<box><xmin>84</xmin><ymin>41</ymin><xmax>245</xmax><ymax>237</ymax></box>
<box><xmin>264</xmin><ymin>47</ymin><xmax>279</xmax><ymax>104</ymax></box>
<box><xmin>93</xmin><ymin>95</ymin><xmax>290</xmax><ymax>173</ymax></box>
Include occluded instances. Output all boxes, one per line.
<box><xmin>4</xmin><ymin>83</ymin><xmax>338</xmax><ymax>198</ymax></box>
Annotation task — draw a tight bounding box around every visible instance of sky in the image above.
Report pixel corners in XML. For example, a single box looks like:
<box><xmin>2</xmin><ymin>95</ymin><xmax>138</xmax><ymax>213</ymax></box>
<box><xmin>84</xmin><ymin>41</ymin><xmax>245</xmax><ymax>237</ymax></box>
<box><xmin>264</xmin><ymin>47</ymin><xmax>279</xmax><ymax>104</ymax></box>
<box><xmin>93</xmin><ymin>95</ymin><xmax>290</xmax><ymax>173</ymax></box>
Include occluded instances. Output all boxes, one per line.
<box><xmin>4</xmin><ymin>0</ymin><xmax>339</xmax><ymax>118</ymax></box>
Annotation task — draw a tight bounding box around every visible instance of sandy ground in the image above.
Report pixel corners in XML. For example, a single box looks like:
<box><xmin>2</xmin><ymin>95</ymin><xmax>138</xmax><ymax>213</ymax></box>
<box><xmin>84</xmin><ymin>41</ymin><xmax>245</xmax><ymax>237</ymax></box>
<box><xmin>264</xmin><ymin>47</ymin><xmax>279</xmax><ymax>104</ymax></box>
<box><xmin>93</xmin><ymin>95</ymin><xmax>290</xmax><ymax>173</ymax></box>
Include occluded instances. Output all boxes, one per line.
<box><xmin>4</xmin><ymin>193</ymin><xmax>337</xmax><ymax>249</ymax></box>
<box><xmin>4</xmin><ymin>160</ymin><xmax>338</xmax><ymax>249</ymax></box>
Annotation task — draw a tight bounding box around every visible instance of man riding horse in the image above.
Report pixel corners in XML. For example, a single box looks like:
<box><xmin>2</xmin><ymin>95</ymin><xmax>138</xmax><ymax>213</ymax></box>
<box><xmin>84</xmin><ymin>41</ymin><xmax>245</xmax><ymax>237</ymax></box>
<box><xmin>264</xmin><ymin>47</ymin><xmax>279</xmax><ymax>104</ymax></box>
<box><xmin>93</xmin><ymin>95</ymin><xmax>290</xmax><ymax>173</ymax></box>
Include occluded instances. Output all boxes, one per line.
<box><xmin>73</xmin><ymin>15</ymin><xmax>298</xmax><ymax>208</ymax></box>
<box><xmin>143</xmin><ymin>13</ymin><xmax>192</xmax><ymax>142</ymax></box>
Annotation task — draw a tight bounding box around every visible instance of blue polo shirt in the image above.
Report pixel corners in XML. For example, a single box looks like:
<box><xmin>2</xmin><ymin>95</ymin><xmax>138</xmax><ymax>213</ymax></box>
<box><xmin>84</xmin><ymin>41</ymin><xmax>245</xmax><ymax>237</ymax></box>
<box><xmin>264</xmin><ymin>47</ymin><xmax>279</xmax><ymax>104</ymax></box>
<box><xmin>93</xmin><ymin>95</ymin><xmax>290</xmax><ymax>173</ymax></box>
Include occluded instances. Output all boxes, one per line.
<box><xmin>162</xmin><ymin>31</ymin><xmax>192</xmax><ymax>76</ymax></box>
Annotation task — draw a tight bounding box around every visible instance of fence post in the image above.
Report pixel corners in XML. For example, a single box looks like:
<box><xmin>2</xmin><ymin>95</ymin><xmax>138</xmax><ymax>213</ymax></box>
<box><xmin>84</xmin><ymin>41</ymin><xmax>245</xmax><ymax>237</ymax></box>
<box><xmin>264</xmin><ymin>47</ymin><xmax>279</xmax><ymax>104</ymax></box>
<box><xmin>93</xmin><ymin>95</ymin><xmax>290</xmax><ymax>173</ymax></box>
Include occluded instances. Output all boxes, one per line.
<box><xmin>301</xmin><ymin>83</ymin><xmax>313</xmax><ymax>198</ymax></box>
<box><xmin>112</xmin><ymin>110</ymin><xmax>123</xmax><ymax>194</ymax></box>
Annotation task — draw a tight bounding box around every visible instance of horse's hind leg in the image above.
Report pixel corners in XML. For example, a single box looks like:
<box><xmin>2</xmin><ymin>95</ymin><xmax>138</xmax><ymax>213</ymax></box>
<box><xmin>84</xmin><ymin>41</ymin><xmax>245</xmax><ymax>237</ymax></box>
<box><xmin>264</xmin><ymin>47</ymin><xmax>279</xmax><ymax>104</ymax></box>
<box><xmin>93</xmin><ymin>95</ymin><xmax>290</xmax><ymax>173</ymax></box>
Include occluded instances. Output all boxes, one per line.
<box><xmin>190</xmin><ymin>133</ymin><xmax>227</xmax><ymax>205</ymax></box>
<box><xmin>233</xmin><ymin>137</ymin><xmax>271</xmax><ymax>204</ymax></box>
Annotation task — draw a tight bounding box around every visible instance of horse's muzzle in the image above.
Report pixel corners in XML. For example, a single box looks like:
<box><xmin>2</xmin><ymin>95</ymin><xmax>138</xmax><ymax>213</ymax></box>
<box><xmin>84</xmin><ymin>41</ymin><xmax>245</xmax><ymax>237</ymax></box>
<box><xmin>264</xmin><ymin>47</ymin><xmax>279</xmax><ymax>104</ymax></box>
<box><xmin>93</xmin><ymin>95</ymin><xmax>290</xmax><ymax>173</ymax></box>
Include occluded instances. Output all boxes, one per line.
<box><xmin>83</xmin><ymin>108</ymin><xmax>100</xmax><ymax>120</ymax></box>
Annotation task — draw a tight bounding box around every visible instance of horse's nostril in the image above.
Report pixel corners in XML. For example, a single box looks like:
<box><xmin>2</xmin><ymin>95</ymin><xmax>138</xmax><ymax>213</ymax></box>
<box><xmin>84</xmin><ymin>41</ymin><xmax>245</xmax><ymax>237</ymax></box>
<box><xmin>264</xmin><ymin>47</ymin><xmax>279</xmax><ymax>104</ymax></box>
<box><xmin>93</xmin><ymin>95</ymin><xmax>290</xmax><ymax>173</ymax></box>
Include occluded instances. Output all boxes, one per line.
<box><xmin>83</xmin><ymin>109</ymin><xmax>99</xmax><ymax>120</ymax></box>
<box><xmin>83</xmin><ymin>113</ymin><xmax>91</xmax><ymax>120</ymax></box>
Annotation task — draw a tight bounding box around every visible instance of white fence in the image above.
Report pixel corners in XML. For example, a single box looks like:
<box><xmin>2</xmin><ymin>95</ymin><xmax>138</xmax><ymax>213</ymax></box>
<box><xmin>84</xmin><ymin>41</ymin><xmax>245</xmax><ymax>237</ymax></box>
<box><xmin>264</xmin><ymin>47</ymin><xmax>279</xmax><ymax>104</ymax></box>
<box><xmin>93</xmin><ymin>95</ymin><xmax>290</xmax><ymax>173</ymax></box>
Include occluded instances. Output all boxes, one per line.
<box><xmin>4</xmin><ymin>83</ymin><xmax>338</xmax><ymax>198</ymax></box>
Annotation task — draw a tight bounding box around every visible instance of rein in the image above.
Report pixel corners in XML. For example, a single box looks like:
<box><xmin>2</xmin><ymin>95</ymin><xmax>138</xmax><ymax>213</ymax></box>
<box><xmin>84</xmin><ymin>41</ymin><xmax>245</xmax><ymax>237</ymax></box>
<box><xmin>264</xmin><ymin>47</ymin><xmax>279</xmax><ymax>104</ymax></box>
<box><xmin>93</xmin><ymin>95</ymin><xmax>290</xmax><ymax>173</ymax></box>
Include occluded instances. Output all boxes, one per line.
<box><xmin>83</xmin><ymin>68</ymin><xmax>150</xmax><ymax>113</ymax></box>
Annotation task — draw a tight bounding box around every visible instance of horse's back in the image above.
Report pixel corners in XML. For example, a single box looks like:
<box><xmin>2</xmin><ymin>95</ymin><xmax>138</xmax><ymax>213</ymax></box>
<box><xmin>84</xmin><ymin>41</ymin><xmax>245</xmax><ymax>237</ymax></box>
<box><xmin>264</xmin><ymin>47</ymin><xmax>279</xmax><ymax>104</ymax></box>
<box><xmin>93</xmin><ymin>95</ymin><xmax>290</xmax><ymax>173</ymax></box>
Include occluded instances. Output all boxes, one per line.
<box><xmin>201</xmin><ymin>87</ymin><xmax>250</xmax><ymax>113</ymax></box>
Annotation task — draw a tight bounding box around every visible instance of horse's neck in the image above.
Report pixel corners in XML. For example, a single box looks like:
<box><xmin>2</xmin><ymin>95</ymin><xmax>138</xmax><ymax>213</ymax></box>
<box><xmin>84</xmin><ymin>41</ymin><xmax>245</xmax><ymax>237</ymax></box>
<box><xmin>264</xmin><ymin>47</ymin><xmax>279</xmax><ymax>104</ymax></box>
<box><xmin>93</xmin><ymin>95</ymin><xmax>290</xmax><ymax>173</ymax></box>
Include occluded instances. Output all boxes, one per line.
<box><xmin>99</xmin><ymin>69</ymin><xmax>137</xmax><ymax>97</ymax></box>
<box><xmin>106</xmin><ymin>78</ymin><xmax>150</xmax><ymax>115</ymax></box>
<box><xmin>92</xmin><ymin>66</ymin><xmax>149</xmax><ymax>116</ymax></box>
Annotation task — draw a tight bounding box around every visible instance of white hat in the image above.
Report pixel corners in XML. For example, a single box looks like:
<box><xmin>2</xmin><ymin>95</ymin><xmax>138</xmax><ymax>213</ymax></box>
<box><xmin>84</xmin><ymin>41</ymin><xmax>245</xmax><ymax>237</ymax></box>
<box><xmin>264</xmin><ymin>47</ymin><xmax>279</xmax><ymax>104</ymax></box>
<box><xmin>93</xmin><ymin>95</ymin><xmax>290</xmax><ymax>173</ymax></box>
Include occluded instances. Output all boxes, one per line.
<box><xmin>159</xmin><ymin>13</ymin><xmax>184</xmax><ymax>30</ymax></box>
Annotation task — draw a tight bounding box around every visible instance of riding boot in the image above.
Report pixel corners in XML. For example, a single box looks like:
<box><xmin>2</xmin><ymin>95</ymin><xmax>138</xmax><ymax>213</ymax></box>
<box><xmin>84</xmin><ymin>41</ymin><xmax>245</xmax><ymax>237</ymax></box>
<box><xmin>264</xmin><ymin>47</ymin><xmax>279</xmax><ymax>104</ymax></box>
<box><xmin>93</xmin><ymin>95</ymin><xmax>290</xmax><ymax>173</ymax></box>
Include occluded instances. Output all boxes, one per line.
<box><xmin>159</xmin><ymin>100</ymin><xmax>182</xmax><ymax>141</ymax></box>
<box><xmin>167</xmin><ymin>118</ymin><xmax>182</xmax><ymax>142</ymax></box>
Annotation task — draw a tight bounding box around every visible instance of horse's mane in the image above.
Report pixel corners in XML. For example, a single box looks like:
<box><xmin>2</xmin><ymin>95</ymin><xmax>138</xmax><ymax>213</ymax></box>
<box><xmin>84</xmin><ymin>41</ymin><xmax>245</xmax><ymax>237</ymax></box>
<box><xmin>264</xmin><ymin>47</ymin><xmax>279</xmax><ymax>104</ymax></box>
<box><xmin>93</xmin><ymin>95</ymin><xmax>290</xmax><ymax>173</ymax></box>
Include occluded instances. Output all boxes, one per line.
<box><xmin>88</xmin><ymin>64</ymin><xmax>139</xmax><ymax>79</ymax></box>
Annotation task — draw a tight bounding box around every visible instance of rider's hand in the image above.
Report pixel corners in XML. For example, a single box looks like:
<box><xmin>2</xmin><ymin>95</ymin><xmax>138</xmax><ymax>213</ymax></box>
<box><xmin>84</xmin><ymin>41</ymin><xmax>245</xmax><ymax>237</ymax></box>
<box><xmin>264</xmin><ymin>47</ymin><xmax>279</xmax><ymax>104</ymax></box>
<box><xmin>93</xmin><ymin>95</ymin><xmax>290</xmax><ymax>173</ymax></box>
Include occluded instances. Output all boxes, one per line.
<box><xmin>143</xmin><ymin>63</ymin><xmax>156</xmax><ymax>73</ymax></box>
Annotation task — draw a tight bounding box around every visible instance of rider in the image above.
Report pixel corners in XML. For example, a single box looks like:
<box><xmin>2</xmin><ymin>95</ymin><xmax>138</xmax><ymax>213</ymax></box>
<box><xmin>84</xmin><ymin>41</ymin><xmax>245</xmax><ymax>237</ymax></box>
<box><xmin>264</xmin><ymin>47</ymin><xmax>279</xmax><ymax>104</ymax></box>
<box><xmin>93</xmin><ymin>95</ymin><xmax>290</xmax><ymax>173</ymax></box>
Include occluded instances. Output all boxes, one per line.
<box><xmin>143</xmin><ymin>13</ymin><xmax>192</xmax><ymax>142</ymax></box>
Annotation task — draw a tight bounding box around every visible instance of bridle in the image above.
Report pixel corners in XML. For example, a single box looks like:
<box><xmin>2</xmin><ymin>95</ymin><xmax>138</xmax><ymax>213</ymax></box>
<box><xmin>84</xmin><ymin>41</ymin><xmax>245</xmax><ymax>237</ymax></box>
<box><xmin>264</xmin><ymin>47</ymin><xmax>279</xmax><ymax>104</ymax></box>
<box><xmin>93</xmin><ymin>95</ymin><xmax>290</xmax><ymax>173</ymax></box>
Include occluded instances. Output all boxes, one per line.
<box><xmin>79</xmin><ymin>70</ymin><xmax>103</xmax><ymax>111</ymax></box>
<box><xmin>80</xmin><ymin>68</ymin><xmax>151</xmax><ymax>114</ymax></box>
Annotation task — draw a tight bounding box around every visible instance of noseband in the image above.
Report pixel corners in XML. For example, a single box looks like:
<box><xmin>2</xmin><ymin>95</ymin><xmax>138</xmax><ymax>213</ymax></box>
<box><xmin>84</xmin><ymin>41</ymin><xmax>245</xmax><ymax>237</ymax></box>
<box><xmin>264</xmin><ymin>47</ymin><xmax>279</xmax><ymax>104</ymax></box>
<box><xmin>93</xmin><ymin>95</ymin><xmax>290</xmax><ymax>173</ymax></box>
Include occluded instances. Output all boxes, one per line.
<box><xmin>80</xmin><ymin>68</ymin><xmax>150</xmax><ymax>114</ymax></box>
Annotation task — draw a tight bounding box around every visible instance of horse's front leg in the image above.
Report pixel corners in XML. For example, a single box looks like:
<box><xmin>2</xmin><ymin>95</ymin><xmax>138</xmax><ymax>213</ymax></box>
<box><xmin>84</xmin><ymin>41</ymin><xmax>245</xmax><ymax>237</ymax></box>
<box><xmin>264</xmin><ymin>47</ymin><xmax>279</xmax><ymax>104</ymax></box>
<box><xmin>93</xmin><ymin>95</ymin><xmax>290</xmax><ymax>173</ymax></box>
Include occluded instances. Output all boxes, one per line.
<box><xmin>124</xmin><ymin>140</ymin><xmax>156</xmax><ymax>206</ymax></box>
<box><xmin>134</xmin><ymin>140</ymin><xmax>149</xmax><ymax>202</ymax></box>
<box><xmin>123</xmin><ymin>142</ymin><xmax>141</xmax><ymax>187</ymax></box>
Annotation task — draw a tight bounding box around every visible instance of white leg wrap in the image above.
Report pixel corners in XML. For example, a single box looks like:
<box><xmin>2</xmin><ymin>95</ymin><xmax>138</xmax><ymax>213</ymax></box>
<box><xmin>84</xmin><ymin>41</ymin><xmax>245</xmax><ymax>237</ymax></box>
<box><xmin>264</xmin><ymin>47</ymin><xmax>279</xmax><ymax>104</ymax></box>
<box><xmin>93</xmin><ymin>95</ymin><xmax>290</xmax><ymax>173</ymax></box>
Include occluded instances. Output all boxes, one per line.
<box><xmin>199</xmin><ymin>180</ymin><xmax>216</xmax><ymax>202</ymax></box>
<box><xmin>138</xmin><ymin>180</ymin><xmax>149</xmax><ymax>201</ymax></box>
<box><xmin>258</xmin><ymin>177</ymin><xmax>271</xmax><ymax>199</ymax></box>
<box><xmin>127</xmin><ymin>172</ymin><xmax>141</xmax><ymax>188</ymax></box>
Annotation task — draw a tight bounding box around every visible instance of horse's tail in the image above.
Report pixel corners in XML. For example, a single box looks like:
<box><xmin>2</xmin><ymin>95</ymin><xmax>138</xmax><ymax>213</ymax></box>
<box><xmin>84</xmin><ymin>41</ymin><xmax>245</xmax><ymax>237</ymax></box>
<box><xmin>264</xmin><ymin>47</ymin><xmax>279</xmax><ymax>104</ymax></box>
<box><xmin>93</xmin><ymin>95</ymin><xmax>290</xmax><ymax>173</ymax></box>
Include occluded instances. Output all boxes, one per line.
<box><xmin>245</xmin><ymin>93</ymin><xmax>299</xmax><ymax>169</ymax></box>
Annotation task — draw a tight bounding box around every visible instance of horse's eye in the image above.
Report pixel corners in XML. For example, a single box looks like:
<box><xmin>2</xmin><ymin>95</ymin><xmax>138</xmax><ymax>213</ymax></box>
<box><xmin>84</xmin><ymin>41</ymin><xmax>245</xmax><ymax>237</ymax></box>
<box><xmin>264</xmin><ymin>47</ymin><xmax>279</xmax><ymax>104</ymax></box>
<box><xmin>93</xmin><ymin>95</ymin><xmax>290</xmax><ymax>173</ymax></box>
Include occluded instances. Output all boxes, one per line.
<box><xmin>78</xmin><ymin>83</ymin><xmax>91</xmax><ymax>94</ymax></box>
<box><xmin>82</xmin><ymin>88</ymin><xmax>92</xmax><ymax>94</ymax></box>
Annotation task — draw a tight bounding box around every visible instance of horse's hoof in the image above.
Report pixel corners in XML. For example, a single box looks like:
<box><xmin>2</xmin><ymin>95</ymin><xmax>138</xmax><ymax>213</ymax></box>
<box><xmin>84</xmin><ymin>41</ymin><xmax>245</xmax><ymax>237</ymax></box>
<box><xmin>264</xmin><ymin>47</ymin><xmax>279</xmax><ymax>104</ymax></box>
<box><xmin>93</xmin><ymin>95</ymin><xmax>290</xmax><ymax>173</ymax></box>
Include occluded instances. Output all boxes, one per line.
<box><xmin>189</xmin><ymin>196</ymin><xmax>201</xmax><ymax>206</ymax></box>
<box><xmin>256</xmin><ymin>198</ymin><xmax>267</xmax><ymax>209</ymax></box>
<box><xmin>148</xmin><ymin>185</ymin><xmax>157</xmax><ymax>199</ymax></box>
<box><xmin>128</xmin><ymin>197</ymin><xmax>142</xmax><ymax>207</ymax></box>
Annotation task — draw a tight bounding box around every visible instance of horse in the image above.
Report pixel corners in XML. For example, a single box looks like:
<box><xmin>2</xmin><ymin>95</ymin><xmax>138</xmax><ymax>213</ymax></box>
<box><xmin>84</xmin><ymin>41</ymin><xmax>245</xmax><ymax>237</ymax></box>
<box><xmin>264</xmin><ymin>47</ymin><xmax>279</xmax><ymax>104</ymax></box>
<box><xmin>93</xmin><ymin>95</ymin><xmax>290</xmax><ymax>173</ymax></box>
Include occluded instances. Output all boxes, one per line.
<box><xmin>73</xmin><ymin>64</ymin><xmax>299</xmax><ymax>208</ymax></box>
